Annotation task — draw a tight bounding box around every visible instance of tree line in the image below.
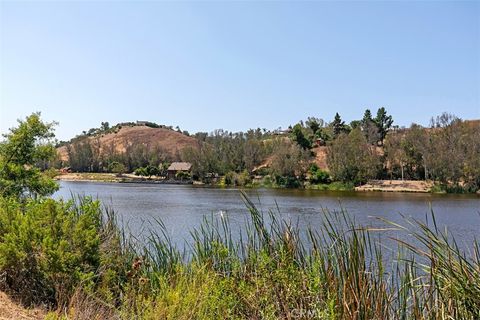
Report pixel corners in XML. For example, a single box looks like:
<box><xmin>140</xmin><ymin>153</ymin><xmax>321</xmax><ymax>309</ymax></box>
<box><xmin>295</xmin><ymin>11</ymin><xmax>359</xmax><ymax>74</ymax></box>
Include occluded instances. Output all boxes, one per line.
<box><xmin>58</xmin><ymin>109</ymin><xmax>479</xmax><ymax>192</ymax></box>
<box><xmin>326</xmin><ymin>112</ymin><xmax>480</xmax><ymax>191</ymax></box>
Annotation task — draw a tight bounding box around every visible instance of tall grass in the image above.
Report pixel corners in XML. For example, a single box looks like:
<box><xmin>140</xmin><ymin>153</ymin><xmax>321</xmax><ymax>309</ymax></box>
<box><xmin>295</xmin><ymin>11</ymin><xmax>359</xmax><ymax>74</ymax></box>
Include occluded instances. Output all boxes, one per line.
<box><xmin>2</xmin><ymin>192</ymin><xmax>478</xmax><ymax>319</ymax></box>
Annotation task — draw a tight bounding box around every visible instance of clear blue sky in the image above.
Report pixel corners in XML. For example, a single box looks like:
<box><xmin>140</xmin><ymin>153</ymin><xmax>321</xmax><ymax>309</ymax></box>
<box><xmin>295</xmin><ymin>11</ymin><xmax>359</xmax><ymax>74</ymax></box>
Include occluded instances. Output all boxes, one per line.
<box><xmin>1</xmin><ymin>1</ymin><xmax>479</xmax><ymax>141</ymax></box>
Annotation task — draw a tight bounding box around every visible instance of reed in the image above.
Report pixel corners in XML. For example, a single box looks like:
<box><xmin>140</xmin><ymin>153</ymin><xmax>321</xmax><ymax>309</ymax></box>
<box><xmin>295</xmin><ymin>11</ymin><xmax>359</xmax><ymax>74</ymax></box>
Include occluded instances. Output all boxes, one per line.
<box><xmin>2</xmin><ymin>192</ymin><xmax>477</xmax><ymax>319</ymax></box>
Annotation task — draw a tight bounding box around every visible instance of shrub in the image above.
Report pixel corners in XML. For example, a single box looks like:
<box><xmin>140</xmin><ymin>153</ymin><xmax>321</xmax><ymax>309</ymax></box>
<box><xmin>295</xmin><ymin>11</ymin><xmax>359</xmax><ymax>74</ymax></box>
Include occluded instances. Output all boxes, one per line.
<box><xmin>134</xmin><ymin>167</ymin><xmax>148</xmax><ymax>176</ymax></box>
<box><xmin>175</xmin><ymin>171</ymin><xmax>191</xmax><ymax>180</ymax></box>
<box><xmin>0</xmin><ymin>196</ymin><xmax>103</xmax><ymax>307</ymax></box>
<box><xmin>308</xmin><ymin>164</ymin><xmax>331</xmax><ymax>184</ymax></box>
<box><xmin>274</xmin><ymin>175</ymin><xmax>301</xmax><ymax>188</ymax></box>
<box><xmin>224</xmin><ymin>171</ymin><xmax>252</xmax><ymax>187</ymax></box>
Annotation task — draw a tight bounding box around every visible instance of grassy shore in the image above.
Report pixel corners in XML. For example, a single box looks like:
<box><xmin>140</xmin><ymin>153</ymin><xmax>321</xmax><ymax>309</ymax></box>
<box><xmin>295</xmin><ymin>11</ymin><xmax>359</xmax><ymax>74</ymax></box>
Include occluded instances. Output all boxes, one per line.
<box><xmin>0</xmin><ymin>192</ymin><xmax>478</xmax><ymax>319</ymax></box>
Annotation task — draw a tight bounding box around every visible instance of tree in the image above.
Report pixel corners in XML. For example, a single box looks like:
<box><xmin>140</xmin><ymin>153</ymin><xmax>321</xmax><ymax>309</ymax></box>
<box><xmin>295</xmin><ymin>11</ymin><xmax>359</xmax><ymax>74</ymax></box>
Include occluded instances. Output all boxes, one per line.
<box><xmin>402</xmin><ymin>124</ymin><xmax>429</xmax><ymax>180</ymax></box>
<box><xmin>134</xmin><ymin>167</ymin><xmax>148</xmax><ymax>177</ymax></box>
<box><xmin>427</xmin><ymin>117</ymin><xmax>467</xmax><ymax>186</ymax></box>
<box><xmin>332</xmin><ymin>113</ymin><xmax>348</xmax><ymax>138</ymax></box>
<box><xmin>361</xmin><ymin>109</ymin><xmax>380</xmax><ymax>145</ymax></box>
<box><xmin>362</xmin><ymin>109</ymin><xmax>373</xmax><ymax>124</ymax></box>
<box><xmin>374</xmin><ymin>107</ymin><xmax>393</xmax><ymax>145</ymax></box>
<box><xmin>270</xmin><ymin>140</ymin><xmax>311</xmax><ymax>180</ymax></box>
<box><xmin>0</xmin><ymin>113</ymin><xmax>59</xmax><ymax>199</ymax></box>
<box><xmin>384</xmin><ymin>132</ymin><xmax>408</xmax><ymax>180</ymax></box>
<box><xmin>326</xmin><ymin>128</ymin><xmax>382</xmax><ymax>184</ymax></box>
<box><xmin>145</xmin><ymin>165</ymin><xmax>160</xmax><ymax>178</ymax></box>
<box><xmin>306</xmin><ymin>117</ymin><xmax>324</xmax><ymax>135</ymax></box>
<box><xmin>350</xmin><ymin>120</ymin><xmax>362</xmax><ymax>130</ymax></box>
<box><xmin>291</xmin><ymin>124</ymin><xmax>311</xmax><ymax>149</ymax></box>
<box><xmin>108</xmin><ymin>161</ymin><xmax>126</xmax><ymax>177</ymax></box>
<box><xmin>101</xmin><ymin>121</ymin><xmax>110</xmax><ymax>131</ymax></box>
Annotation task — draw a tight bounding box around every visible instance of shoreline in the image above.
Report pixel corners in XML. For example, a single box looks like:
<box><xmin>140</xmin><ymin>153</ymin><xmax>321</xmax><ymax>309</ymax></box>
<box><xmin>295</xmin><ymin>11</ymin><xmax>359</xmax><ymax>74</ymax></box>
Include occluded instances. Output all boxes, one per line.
<box><xmin>54</xmin><ymin>173</ymin><xmax>463</xmax><ymax>194</ymax></box>
<box><xmin>54</xmin><ymin>173</ymin><xmax>193</xmax><ymax>184</ymax></box>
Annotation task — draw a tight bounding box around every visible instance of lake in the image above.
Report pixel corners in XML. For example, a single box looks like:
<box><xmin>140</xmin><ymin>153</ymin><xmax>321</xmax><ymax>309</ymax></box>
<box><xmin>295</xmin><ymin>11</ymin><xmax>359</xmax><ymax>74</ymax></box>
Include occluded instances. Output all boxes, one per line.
<box><xmin>54</xmin><ymin>181</ymin><xmax>480</xmax><ymax>251</ymax></box>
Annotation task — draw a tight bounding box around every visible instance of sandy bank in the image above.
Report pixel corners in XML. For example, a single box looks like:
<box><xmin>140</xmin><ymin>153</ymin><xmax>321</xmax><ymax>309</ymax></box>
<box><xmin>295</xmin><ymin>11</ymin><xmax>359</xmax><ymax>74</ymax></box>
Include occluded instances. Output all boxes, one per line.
<box><xmin>355</xmin><ymin>180</ymin><xmax>434</xmax><ymax>193</ymax></box>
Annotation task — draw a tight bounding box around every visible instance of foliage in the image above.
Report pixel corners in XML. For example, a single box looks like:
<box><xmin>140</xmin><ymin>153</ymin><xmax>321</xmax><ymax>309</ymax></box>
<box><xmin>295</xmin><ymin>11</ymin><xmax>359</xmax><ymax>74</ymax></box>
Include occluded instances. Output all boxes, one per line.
<box><xmin>383</xmin><ymin>116</ymin><xmax>480</xmax><ymax>192</ymax></box>
<box><xmin>374</xmin><ymin>107</ymin><xmax>394</xmax><ymax>144</ymax></box>
<box><xmin>134</xmin><ymin>167</ymin><xmax>148</xmax><ymax>177</ymax></box>
<box><xmin>0</xmin><ymin>112</ymin><xmax>59</xmax><ymax>199</ymax></box>
<box><xmin>175</xmin><ymin>171</ymin><xmax>191</xmax><ymax>180</ymax></box>
<box><xmin>67</xmin><ymin>137</ymin><xmax>171</xmax><ymax>173</ymax></box>
<box><xmin>0</xmin><ymin>189</ymin><xmax>479</xmax><ymax>319</ymax></box>
<box><xmin>308</xmin><ymin>164</ymin><xmax>331</xmax><ymax>184</ymax></box>
<box><xmin>327</xmin><ymin>129</ymin><xmax>382</xmax><ymax>185</ymax></box>
<box><xmin>182</xmin><ymin>129</ymin><xmax>271</xmax><ymax>181</ymax></box>
<box><xmin>269</xmin><ymin>140</ymin><xmax>311</xmax><ymax>180</ymax></box>
<box><xmin>291</xmin><ymin>124</ymin><xmax>311</xmax><ymax>150</ymax></box>
<box><xmin>44</xmin><ymin>193</ymin><xmax>480</xmax><ymax>319</ymax></box>
<box><xmin>108</xmin><ymin>161</ymin><xmax>126</xmax><ymax>176</ymax></box>
<box><xmin>224</xmin><ymin>170</ymin><xmax>251</xmax><ymax>187</ymax></box>
<box><xmin>331</xmin><ymin>112</ymin><xmax>349</xmax><ymax>138</ymax></box>
<box><xmin>0</xmin><ymin>196</ymin><xmax>104</xmax><ymax>307</ymax></box>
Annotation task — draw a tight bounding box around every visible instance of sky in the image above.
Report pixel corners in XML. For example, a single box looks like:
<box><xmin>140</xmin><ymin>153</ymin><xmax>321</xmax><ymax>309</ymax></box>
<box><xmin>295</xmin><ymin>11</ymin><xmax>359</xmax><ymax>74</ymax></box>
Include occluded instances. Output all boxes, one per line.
<box><xmin>1</xmin><ymin>1</ymin><xmax>479</xmax><ymax>141</ymax></box>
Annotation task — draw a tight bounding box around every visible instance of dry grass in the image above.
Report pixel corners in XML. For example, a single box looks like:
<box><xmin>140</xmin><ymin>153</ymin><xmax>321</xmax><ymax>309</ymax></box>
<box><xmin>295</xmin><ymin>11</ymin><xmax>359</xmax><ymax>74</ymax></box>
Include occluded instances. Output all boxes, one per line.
<box><xmin>0</xmin><ymin>292</ymin><xmax>45</xmax><ymax>320</ymax></box>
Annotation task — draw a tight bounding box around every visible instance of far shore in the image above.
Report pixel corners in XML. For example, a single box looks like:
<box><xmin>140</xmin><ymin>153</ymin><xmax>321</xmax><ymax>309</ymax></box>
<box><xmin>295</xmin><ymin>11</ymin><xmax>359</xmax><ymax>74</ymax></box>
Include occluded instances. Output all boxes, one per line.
<box><xmin>54</xmin><ymin>172</ymin><xmax>194</xmax><ymax>184</ymax></box>
<box><xmin>54</xmin><ymin>173</ymin><xmax>455</xmax><ymax>193</ymax></box>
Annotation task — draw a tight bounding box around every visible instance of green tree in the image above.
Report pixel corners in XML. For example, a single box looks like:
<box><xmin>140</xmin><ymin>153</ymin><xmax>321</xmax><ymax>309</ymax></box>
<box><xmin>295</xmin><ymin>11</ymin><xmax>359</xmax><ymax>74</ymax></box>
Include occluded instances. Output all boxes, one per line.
<box><xmin>291</xmin><ymin>124</ymin><xmax>311</xmax><ymax>149</ymax></box>
<box><xmin>332</xmin><ymin>113</ymin><xmax>348</xmax><ymax>138</ymax></box>
<box><xmin>306</xmin><ymin>117</ymin><xmax>324</xmax><ymax>135</ymax></box>
<box><xmin>374</xmin><ymin>107</ymin><xmax>394</xmax><ymax>145</ymax></box>
<box><xmin>384</xmin><ymin>132</ymin><xmax>408</xmax><ymax>180</ymax></box>
<box><xmin>350</xmin><ymin>120</ymin><xmax>362</xmax><ymax>130</ymax></box>
<box><xmin>0</xmin><ymin>113</ymin><xmax>58</xmax><ymax>199</ymax></box>
<box><xmin>270</xmin><ymin>140</ymin><xmax>311</xmax><ymax>180</ymax></box>
<box><xmin>108</xmin><ymin>161</ymin><xmax>126</xmax><ymax>177</ymax></box>
<box><xmin>362</xmin><ymin>109</ymin><xmax>373</xmax><ymax>124</ymax></box>
<box><xmin>134</xmin><ymin>167</ymin><xmax>148</xmax><ymax>177</ymax></box>
<box><xmin>101</xmin><ymin>121</ymin><xmax>110</xmax><ymax>131</ymax></box>
<box><xmin>145</xmin><ymin>164</ymin><xmax>160</xmax><ymax>178</ymax></box>
<box><xmin>327</xmin><ymin>128</ymin><xmax>381</xmax><ymax>184</ymax></box>
<box><xmin>361</xmin><ymin>109</ymin><xmax>380</xmax><ymax>145</ymax></box>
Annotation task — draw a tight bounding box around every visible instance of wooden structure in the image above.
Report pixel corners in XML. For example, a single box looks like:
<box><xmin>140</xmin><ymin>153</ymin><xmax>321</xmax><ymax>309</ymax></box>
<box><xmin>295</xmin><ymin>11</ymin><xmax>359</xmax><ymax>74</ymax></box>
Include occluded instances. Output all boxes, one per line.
<box><xmin>167</xmin><ymin>162</ymin><xmax>192</xmax><ymax>179</ymax></box>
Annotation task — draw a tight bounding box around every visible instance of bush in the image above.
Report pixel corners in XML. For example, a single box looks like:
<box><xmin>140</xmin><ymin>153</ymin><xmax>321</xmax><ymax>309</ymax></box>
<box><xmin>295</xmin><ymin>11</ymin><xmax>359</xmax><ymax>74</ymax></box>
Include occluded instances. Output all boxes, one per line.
<box><xmin>308</xmin><ymin>164</ymin><xmax>331</xmax><ymax>184</ymax></box>
<box><xmin>274</xmin><ymin>175</ymin><xmax>301</xmax><ymax>188</ymax></box>
<box><xmin>134</xmin><ymin>167</ymin><xmax>148</xmax><ymax>176</ymax></box>
<box><xmin>175</xmin><ymin>171</ymin><xmax>191</xmax><ymax>180</ymax></box>
<box><xmin>0</xmin><ymin>196</ymin><xmax>103</xmax><ymax>307</ymax></box>
<box><xmin>224</xmin><ymin>171</ymin><xmax>252</xmax><ymax>187</ymax></box>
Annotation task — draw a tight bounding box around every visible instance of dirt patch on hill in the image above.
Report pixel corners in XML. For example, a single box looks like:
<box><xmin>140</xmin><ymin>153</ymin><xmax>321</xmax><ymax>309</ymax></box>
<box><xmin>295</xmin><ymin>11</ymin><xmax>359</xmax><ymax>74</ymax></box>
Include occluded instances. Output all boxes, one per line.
<box><xmin>311</xmin><ymin>146</ymin><xmax>328</xmax><ymax>171</ymax></box>
<box><xmin>0</xmin><ymin>292</ymin><xmax>45</xmax><ymax>320</ymax></box>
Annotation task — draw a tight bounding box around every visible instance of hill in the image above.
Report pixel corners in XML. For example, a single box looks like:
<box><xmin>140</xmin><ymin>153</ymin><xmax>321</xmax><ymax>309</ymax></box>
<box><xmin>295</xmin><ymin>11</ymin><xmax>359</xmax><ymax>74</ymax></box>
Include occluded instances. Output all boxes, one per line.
<box><xmin>57</xmin><ymin>125</ymin><xmax>199</xmax><ymax>163</ymax></box>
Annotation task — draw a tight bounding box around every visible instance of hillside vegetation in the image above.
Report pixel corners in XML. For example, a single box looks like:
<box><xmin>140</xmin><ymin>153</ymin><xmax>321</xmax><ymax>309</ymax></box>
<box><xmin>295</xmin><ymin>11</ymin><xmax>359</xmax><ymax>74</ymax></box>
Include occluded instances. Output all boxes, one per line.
<box><xmin>53</xmin><ymin>109</ymin><xmax>480</xmax><ymax>192</ymax></box>
<box><xmin>56</xmin><ymin>124</ymin><xmax>199</xmax><ymax>172</ymax></box>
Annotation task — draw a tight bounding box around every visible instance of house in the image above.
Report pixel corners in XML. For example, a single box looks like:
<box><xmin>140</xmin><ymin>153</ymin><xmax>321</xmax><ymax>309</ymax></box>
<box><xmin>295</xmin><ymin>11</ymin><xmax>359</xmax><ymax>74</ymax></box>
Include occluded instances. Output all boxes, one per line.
<box><xmin>59</xmin><ymin>167</ymin><xmax>72</xmax><ymax>174</ymax></box>
<box><xmin>167</xmin><ymin>162</ymin><xmax>192</xmax><ymax>179</ymax></box>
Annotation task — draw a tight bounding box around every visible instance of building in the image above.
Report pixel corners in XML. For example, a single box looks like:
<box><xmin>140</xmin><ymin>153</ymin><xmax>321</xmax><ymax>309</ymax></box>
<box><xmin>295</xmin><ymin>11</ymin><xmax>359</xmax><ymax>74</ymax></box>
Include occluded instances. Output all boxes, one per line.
<box><xmin>167</xmin><ymin>162</ymin><xmax>192</xmax><ymax>179</ymax></box>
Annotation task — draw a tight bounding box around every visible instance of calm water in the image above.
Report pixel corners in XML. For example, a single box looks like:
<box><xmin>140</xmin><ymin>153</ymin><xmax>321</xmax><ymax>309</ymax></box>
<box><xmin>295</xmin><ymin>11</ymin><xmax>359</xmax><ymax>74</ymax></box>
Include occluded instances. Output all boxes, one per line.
<box><xmin>54</xmin><ymin>181</ymin><xmax>480</xmax><ymax>250</ymax></box>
